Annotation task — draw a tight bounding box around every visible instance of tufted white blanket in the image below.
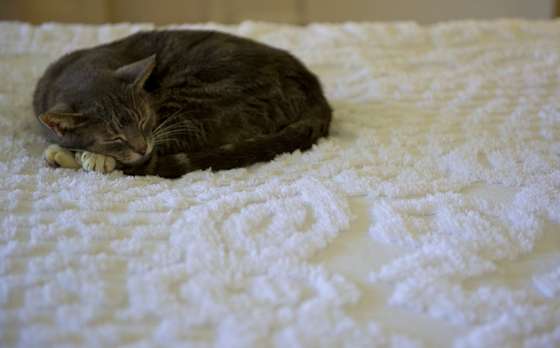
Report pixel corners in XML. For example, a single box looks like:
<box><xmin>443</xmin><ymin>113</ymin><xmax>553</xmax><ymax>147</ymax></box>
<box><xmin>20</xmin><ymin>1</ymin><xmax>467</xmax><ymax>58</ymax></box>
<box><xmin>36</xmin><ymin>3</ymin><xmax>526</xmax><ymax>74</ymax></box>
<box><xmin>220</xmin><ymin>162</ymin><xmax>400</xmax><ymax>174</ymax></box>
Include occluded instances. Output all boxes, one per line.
<box><xmin>1</xmin><ymin>20</ymin><xmax>559</xmax><ymax>348</ymax></box>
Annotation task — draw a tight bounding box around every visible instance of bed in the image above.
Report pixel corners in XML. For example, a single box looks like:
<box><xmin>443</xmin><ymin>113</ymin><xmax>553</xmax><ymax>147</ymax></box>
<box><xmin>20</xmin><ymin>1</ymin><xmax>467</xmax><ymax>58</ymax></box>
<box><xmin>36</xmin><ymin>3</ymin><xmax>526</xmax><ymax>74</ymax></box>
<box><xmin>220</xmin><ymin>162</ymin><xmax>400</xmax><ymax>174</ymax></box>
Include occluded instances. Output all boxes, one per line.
<box><xmin>1</xmin><ymin>19</ymin><xmax>559</xmax><ymax>347</ymax></box>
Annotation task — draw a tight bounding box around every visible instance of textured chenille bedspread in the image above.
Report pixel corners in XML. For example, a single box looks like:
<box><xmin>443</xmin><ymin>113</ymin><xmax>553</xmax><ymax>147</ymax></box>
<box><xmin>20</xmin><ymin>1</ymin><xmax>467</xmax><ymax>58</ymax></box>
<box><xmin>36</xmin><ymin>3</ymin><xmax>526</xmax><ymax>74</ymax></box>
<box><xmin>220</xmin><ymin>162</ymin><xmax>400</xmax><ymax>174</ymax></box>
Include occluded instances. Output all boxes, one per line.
<box><xmin>1</xmin><ymin>20</ymin><xmax>559</xmax><ymax>348</ymax></box>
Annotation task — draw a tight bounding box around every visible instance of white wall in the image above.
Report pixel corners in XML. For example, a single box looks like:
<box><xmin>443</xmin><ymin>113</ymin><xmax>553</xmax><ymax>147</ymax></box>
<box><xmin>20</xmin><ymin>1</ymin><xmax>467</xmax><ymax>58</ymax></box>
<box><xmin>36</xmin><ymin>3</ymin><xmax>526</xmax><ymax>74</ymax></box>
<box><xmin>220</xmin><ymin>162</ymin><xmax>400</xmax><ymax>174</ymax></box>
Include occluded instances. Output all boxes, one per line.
<box><xmin>0</xmin><ymin>0</ymin><xmax>556</xmax><ymax>24</ymax></box>
<box><xmin>304</xmin><ymin>0</ymin><xmax>556</xmax><ymax>24</ymax></box>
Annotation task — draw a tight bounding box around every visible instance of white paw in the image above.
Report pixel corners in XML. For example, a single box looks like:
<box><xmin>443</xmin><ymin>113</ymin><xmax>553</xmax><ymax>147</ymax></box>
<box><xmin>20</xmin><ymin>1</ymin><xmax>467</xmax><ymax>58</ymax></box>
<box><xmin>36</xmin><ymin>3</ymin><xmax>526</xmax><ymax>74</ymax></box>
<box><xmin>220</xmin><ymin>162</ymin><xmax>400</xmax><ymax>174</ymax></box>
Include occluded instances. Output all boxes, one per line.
<box><xmin>77</xmin><ymin>151</ymin><xmax>116</xmax><ymax>174</ymax></box>
<box><xmin>44</xmin><ymin>144</ymin><xmax>80</xmax><ymax>169</ymax></box>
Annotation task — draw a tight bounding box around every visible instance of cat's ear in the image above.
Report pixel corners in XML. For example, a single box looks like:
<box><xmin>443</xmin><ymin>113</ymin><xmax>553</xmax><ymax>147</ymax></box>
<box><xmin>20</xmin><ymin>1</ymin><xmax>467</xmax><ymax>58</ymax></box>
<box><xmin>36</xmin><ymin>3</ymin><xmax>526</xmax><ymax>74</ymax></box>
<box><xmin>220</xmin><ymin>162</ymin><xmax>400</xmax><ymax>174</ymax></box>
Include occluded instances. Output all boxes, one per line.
<box><xmin>115</xmin><ymin>54</ymin><xmax>156</xmax><ymax>90</ymax></box>
<box><xmin>39</xmin><ymin>103</ymin><xmax>89</xmax><ymax>137</ymax></box>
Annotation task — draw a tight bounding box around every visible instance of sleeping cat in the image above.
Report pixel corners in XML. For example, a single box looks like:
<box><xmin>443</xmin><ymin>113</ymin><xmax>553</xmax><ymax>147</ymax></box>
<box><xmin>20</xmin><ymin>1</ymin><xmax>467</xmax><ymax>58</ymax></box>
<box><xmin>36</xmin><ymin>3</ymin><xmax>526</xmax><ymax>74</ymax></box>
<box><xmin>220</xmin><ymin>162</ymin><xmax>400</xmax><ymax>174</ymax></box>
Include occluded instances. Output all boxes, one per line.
<box><xmin>33</xmin><ymin>30</ymin><xmax>332</xmax><ymax>178</ymax></box>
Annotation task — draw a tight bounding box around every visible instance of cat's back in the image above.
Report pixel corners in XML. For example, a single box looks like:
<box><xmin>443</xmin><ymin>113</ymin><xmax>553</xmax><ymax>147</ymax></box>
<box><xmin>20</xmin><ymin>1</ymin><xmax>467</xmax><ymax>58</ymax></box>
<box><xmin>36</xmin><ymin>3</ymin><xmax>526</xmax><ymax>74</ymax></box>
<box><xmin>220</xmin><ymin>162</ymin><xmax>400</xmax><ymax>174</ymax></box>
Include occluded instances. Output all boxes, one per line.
<box><xmin>115</xmin><ymin>30</ymin><xmax>305</xmax><ymax>79</ymax></box>
<box><xmin>35</xmin><ymin>29</ymin><xmax>329</xmax><ymax>124</ymax></box>
<box><xmin>38</xmin><ymin>29</ymin><xmax>314</xmax><ymax>91</ymax></box>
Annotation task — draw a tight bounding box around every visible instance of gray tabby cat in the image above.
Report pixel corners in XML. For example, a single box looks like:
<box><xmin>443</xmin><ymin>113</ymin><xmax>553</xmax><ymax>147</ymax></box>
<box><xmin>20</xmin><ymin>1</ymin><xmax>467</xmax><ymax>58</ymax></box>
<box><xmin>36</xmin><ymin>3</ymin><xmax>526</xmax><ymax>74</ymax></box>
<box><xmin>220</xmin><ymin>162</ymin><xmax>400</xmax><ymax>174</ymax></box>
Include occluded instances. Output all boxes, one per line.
<box><xmin>33</xmin><ymin>30</ymin><xmax>332</xmax><ymax>178</ymax></box>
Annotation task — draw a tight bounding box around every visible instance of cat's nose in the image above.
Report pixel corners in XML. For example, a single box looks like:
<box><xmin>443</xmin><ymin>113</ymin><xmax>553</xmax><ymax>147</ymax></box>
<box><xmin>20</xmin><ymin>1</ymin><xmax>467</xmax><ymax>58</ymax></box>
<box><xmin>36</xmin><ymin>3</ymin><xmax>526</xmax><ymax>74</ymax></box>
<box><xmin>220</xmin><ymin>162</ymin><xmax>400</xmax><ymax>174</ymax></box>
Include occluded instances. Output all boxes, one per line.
<box><xmin>135</xmin><ymin>143</ymin><xmax>147</xmax><ymax>155</ymax></box>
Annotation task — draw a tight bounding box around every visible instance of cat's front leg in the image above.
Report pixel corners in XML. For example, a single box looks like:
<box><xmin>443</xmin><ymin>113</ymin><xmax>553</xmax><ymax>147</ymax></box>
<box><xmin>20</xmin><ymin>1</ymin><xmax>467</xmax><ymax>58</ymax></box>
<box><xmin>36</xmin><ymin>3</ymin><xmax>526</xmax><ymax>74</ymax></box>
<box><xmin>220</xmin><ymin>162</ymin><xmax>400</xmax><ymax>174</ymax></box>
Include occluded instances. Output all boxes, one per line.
<box><xmin>44</xmin><ymin>145</ymin><xmax>116</xmax><ymax>174</ymax></box>
<box><xmin>44</xmin><ymin>144</ymin><xmax>81</xmax><ymax>169</ymax></box>
<box><xmin>75</xmin><ymin>151</ymin><xmax>117</xmax><ymax>174</ymax></box>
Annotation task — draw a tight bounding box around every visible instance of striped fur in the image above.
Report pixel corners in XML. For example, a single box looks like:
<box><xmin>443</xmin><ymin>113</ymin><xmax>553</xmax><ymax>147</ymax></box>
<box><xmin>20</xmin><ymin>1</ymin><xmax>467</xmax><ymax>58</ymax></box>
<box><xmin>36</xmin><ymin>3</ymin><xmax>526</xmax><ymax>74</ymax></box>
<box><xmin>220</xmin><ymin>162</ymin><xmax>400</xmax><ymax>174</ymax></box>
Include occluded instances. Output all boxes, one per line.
<box><xmin>33</xmin><ymin>30</ymin><xmax>332</xmax><ymax>178</ymax></box>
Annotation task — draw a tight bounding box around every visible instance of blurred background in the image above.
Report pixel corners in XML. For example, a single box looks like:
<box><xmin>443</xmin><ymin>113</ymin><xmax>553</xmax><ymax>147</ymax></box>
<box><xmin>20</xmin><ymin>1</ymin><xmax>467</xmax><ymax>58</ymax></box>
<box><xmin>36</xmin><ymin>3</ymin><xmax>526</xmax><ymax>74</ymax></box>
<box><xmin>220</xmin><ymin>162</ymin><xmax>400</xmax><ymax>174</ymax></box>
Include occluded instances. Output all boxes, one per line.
<box><xmin>0</xmin><ymin>0</ymin><xmax>558</xmax><ymax>25</ymax></box>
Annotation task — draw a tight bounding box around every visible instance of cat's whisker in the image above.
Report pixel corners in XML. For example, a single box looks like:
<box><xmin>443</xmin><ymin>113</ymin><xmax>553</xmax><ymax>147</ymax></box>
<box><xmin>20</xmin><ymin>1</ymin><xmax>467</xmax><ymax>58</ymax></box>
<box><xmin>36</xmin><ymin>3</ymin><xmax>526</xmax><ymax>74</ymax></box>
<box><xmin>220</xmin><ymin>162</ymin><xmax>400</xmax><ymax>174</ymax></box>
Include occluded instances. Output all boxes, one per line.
<box><xmin>155</xmin><ymin>123</ymin><xmax>198</xmax><ymax>132</ymax></box>
<box><xmin>154</xmin><ymin>132</ymin><xmax>193</xmax><ymax>141</ymax></box>
<box><xmin>153</xmin><ymin>109</ymin><xmax>184</xmax><ymax>133</ymax></box>
<box><xmin>154</xmin><ymin>130</ymin><xmax>194</xmax><ymax>139</ymax></box>
<box><xmin>154</xmin><ymin>137</ymin><xmax>183</xmax><ymax>146</ymax></box>
<box><xmin>161</xmin><ymin>109</ymin><xmax>187</xmax><ymax>124</ymax></box>
<box><xmin>153</xmin><ymin>125</ymin><xmax>198</xmax><ymax>138</ymax></box>
<box><xmin>155</xmin><ymin>124</ymin><xmax>200</xmax><ymax>135</ymax></box>
<box><xmin>154</xmin><ymin>130</ymin><xmax>186</xmax><ymax>139</ymax></box>
<box><xmin>154</xmin><ymin>129</ymin><xmax>190</xmax><ymax>137</ymax></box>
<box><xmin>154</xmin><ymin>123</ymin><xmax>195</xmax><ymax>133</ymax></box>
<box><xmin>158</xmin><ymin>117</ymin><xmax>199</xmax><ymax>129</ymax></box>
<box><xmin>158</xmin><ymin>138</ymin><xmax>182</xmax><ymax>144</ymax></box>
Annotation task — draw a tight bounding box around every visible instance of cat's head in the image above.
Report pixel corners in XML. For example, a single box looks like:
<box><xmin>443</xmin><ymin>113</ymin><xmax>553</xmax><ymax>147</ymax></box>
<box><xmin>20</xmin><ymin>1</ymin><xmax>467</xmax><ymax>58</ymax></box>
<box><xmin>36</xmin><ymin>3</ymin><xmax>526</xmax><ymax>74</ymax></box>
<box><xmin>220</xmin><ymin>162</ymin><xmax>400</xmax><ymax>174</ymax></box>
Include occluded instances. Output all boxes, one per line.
<box><xmin>38</xmin><ymin>55</ymin><xmax>157</xmax><ymax>166</ymax></box>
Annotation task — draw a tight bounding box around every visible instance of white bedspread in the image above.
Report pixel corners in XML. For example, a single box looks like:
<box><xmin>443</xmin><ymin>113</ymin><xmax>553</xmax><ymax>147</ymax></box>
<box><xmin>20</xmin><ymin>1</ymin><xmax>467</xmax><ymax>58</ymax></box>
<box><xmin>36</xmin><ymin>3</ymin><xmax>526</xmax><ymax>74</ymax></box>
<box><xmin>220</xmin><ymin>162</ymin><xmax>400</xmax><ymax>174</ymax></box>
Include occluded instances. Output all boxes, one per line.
<box><xmin>1</xmin><ymin>20</ymin><xmax>559</xmax><ymax>348</ymax></box>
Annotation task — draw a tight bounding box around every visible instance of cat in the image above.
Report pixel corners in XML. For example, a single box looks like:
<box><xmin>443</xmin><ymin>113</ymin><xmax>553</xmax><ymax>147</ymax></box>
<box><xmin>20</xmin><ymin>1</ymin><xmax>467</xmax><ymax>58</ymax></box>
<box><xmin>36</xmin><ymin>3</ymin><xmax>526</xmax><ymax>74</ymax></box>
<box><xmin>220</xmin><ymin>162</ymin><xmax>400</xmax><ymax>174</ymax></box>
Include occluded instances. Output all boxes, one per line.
<box><xmin>33</xmin><ymin>30</ymin><xmax>332</xmax><ymax>178</ymax></box>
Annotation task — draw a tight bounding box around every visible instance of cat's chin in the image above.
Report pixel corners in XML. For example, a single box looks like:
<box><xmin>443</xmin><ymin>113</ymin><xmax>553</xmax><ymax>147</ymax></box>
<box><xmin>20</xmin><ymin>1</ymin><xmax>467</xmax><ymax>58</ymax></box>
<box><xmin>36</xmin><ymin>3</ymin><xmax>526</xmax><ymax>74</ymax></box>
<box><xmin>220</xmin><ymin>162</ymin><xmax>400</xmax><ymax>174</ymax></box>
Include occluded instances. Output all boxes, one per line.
<box><xmin>122</xmin><ymin>153</ymin><xmax>153</xmax><ymax>167</ymax></box>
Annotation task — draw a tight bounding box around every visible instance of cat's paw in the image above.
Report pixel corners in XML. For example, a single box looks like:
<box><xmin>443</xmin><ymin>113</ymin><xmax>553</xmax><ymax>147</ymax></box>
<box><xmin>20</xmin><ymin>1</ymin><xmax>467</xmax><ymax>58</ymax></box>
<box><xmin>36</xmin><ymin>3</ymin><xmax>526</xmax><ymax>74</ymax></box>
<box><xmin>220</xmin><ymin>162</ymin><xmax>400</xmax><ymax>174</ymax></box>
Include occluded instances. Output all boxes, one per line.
<box><xmin>77</xmin><ymin>151</ymin><xmax>116</xmax><ymax>174</ymax></box>
<box><xmin>44</xmin><ymin>144</ymin><xmax>81</xmax><ymax>169</ymax></box>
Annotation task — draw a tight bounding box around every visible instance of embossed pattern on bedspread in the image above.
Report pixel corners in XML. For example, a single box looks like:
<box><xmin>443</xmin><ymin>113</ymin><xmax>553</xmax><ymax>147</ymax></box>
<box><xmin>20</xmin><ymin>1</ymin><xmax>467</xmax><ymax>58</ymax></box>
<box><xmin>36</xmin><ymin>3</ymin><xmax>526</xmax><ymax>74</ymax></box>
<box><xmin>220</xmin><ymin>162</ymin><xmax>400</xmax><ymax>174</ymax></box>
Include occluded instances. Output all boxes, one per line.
<box><xmin>0</xmin><ymin>20</ymin><xmax>559</xmax><ymax>348</ymax></box>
